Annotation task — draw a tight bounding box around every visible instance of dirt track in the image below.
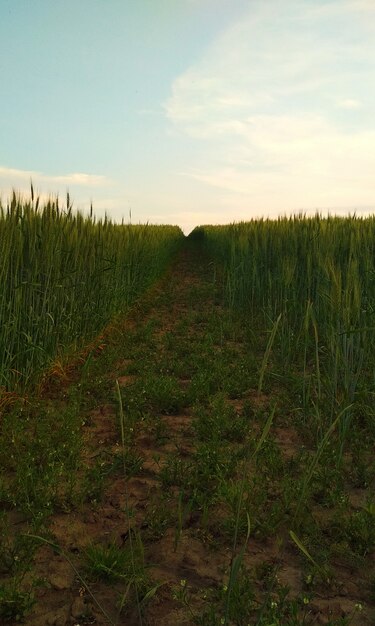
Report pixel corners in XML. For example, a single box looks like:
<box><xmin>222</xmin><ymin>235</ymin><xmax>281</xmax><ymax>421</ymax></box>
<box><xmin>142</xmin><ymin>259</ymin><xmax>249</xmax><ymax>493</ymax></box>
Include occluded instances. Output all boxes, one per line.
<box><xmin>9</xmin><ymin>241</ymin><xmax>375</xmax><ymax>625</ymax></box>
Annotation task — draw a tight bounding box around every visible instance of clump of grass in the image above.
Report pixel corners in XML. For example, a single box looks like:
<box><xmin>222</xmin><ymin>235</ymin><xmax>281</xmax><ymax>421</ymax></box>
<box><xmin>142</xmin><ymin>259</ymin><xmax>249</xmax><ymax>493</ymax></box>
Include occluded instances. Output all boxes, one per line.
<box><xmin>84</xmin><ymin>538</ymin><xmax>146</xmax><ymax>585</ymax></box>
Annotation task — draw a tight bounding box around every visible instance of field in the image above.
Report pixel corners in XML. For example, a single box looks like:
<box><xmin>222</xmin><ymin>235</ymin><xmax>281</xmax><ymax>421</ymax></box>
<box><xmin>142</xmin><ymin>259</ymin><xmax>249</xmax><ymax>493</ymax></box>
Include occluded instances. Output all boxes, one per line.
<box><xmin>0</xmin><ymin>198</ymin><xmax>374</xmax><ymax>625</ymax></box>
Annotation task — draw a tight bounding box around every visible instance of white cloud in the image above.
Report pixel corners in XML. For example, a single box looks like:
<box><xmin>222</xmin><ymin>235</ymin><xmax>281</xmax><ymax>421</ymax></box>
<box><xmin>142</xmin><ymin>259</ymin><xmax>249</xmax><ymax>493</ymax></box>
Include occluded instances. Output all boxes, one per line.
<box><xmin>164</xmin><ymin>0</ymin><xmax>375</xmax><ymax>218</ymax></box>
<box><xmin>337</xmin><ymin>99</ymin><xmax>362</xmax><ymax>109</ymax></box>
<box><xmin>166</xmin><ymin>0</ymin><xmax>375</xmax><ymax>129</ymax></box>
<box><xmin>0</xmin><ymin>167</ymin><xmax>110</xmax><ymax>187</ymax></box>
<box><xmin>52</xmin><ymin>172</ymin><xmax>109</xmax><ymax>186</ymax></box>
<box><xmin>346</xmin><ymin>0</ymin><xmax>375</xmax><ymax>12</ymax></box>
<box><xmin>0</xmin><ymin>166</ymin><xmax>109</xmax><ymax>188</ymax></box>
<box><xmin>180</xmin><ymin>117</ymin><xmax>375</xmax><ymax>207</ymax></box>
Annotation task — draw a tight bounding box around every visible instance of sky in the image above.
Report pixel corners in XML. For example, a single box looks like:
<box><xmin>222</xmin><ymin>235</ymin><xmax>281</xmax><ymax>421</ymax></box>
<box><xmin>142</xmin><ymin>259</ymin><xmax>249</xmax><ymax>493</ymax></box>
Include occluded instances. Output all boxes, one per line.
<box><xmin>1</xmin><ymin>0</ymin><xmax>375</xmax><ymax>234</ymax></box>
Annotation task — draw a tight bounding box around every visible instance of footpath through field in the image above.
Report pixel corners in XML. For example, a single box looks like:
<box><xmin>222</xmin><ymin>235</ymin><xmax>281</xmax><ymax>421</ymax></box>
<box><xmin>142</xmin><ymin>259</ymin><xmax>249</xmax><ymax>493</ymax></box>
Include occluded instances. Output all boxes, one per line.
<box><xmin>6</xmin><ymin>239</ymin><xmax>374</xmax><ymax>625</ymax></box>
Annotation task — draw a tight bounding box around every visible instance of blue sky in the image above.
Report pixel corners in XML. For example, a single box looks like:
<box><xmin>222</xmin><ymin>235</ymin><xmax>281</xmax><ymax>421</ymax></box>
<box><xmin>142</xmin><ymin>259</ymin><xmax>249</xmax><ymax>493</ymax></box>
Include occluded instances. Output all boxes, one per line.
<box><xmin>1</xmin><ymin>0</ymin><xmax>374</xmax><ymax>233</ymax></box>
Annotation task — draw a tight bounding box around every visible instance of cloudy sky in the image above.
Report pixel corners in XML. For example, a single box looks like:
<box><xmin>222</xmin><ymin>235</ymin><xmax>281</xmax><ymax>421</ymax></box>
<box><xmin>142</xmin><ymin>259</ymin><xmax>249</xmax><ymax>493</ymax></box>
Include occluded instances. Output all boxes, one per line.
<box><xmin>1</xmin><ymin>0</ymin><xmax>374</xmax><ymax>233</ymax></box>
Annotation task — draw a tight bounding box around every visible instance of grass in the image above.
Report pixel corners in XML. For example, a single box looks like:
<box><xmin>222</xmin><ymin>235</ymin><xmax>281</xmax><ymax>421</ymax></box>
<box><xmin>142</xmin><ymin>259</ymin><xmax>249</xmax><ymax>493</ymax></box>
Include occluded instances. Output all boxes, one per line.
<box><xmin>0</xmin><ymin>211</ymin><xmax>374</xmax><ymax>624</ymax></box>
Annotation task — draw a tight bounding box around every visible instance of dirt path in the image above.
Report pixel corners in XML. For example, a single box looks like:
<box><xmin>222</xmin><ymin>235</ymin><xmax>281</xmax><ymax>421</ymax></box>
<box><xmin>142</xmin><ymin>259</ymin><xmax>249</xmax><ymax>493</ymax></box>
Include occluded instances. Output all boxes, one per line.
<box><xmin>2</xmin><ymin>240</ymin><xmax>374</xmax><ymax>625</ymax></box>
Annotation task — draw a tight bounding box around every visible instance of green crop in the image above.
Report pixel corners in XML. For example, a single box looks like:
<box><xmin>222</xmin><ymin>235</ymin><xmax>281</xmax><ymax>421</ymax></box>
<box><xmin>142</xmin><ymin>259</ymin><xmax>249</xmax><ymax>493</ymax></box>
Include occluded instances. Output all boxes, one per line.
<box><xmin>0</xmin><ymin>191</ymin><xmax>183</xmax><ymax>392</ymax></box>
<box><xmin>196</xmin><ymin>215</ymin><xmax>375</xmax><ymax>435</ymax></box>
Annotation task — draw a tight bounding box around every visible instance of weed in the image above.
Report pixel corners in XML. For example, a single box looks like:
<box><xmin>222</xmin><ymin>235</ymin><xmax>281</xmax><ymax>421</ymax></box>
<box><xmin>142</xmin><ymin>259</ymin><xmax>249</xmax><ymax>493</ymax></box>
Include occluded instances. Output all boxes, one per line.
<box><xmin>0</xmin><ymin>580</ymin><xmax>36</xmax><ymax>622</ymax></box>
<box><xmin>145</xmin><ymin>413</ymin><xmax>169</xmax><ymax>445</ymax></box>
<box><xmin>290</xmin><ymin>530</ymin><xmax>333</xmax><ymax>585</ymax></box>
<box><xmin>159</xmin><ymin>454</ymin><xmax>194</xmax><ymax>489</ymax></box>
<box><xmin>193</xmin><ymin>394</ymin><xmax>248</xmax><ymax>443</ymax></box>
<box><xmin>0</xmin><ymin>521</ymin><xmax>36</xmax><ymax>576</ymax></box>
<box><xmin>84</xmin><ymin>538</ymin><xmax>145</xmax><ymax>584</ymax></box>
<box><xmin>122</xmin><ymin>374</ymin><xmax>186</xmax><ymax>416</ymax></box>
<box><xmin>143</xmin><ymin>495</ymin><xmax>173</xmax><ymax>540</ymax></box>
<box><xmin>340</xmin><ymin>506</ymin><xmax>375</xmax><ymax>556</ymax></box>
